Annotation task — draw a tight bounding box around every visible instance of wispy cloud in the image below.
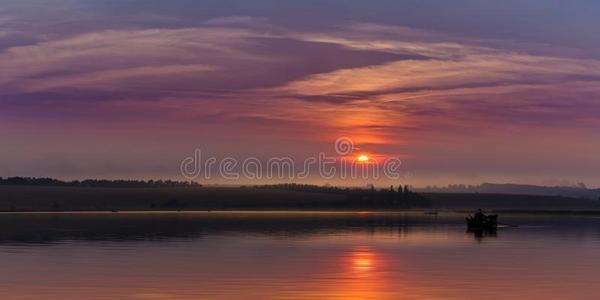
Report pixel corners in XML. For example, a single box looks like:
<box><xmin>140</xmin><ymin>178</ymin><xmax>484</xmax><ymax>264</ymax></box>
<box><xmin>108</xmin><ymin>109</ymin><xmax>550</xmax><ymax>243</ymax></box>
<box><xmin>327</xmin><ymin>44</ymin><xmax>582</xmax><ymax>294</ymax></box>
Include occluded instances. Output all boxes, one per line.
<box><xmin>2</xmin><ymin>15</ymin><xmax>600</xmax><ymax>182</ymax></box>
<box><xmin>203</xmin><ymin>16</ymin><xmax>268</xmax><ymax>26</ymax></box>
<box><xmin>273</xmin><ymin>24</ymin><xmax>600</xmax><ymax>132</ymax></box>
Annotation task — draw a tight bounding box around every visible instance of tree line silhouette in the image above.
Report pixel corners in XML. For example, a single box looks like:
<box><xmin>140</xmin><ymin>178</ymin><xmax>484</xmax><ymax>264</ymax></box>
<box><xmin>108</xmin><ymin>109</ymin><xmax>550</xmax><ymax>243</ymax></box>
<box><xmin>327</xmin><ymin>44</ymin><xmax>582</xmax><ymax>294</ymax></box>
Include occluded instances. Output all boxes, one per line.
<box><xmin>256</xmin><ymin>183</ymin><xmax>432</xmax><ymax>209</ymax></box>
<box><xmin>0</xmin><ymin>177</ymin><xmax>201</xmax><ymax>188</ymax></box>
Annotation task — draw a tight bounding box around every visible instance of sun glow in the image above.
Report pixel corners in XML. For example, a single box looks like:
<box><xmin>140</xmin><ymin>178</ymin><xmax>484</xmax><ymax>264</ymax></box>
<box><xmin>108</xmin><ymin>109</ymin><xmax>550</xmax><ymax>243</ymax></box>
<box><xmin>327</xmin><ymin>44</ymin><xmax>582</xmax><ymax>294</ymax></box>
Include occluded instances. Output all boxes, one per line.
<box><xmin>357</xmin><ymin>155</ymin><xmax>369</xmax><ymax>162</ymax></box>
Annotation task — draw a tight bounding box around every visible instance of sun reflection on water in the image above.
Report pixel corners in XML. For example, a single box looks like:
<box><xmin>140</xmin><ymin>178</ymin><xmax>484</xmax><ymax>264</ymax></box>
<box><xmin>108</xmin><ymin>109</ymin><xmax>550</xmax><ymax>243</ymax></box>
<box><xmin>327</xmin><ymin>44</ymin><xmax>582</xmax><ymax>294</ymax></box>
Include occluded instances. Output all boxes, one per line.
<box><xmin>350</xmin><ymin>246</ymin><xmax>376</xmax><ymax>273</ymax></box>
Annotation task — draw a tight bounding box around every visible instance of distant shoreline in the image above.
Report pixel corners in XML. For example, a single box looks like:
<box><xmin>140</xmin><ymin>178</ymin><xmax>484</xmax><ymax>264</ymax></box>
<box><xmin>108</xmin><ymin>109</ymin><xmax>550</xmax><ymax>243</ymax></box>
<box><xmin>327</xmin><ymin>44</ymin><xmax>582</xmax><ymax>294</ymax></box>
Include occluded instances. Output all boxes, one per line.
<box><xmin>1</xmin><ymin>185</ymin><xmax>599</xmax><ymax>214</ymax></box>
<box><xmin>2</xmin><ymin>209</ymin><xmax>600</xmax><ymax>216</ymax></box>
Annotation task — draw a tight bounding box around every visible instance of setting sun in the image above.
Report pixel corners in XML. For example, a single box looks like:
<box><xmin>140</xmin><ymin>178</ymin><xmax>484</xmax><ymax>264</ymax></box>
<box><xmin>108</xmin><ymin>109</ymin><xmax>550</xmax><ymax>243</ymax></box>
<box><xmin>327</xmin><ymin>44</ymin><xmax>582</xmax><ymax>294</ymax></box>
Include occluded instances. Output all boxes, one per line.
<box><xmin>357</xmin><ymin>155</ymin><xmax>369</xmax><ymax>162</ymax></box>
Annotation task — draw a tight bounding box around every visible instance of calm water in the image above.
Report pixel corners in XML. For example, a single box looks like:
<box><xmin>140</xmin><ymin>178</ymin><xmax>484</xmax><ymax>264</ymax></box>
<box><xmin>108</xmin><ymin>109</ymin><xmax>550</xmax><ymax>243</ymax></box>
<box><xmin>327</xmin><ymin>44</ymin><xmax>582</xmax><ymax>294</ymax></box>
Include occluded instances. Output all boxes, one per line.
<box><xmin>1</xmin><ymin>212</ymin><xmax>600</xmax><ymax>300</ymax></box>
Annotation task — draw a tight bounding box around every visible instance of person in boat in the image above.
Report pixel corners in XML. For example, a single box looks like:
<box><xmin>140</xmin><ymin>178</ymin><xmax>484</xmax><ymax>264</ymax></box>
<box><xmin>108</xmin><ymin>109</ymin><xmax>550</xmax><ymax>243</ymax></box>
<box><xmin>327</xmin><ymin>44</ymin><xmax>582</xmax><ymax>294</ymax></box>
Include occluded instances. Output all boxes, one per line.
<box><xmin>473</xmin><ymin>209</ymin><xmax>486</xmax><ymax>223</ymax></box>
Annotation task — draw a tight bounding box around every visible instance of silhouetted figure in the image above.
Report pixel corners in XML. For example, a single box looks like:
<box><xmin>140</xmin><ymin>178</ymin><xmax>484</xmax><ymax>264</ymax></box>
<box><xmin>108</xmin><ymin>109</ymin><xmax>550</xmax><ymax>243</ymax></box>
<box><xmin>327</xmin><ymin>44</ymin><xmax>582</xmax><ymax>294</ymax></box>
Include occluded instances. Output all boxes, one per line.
<box><xmin>466</xmin><ymin>209</ymin><xmax>498</xmax><ymax>231</ymax></box>
<box><xmin>473</xmin><ymin>208</ymin><xmax>485</xmax><ymax>223</ymax></box>
<box><xmin>467</xmin><ymin>208</ymin><xmax>498</xmax><ymax>242</ymax></box>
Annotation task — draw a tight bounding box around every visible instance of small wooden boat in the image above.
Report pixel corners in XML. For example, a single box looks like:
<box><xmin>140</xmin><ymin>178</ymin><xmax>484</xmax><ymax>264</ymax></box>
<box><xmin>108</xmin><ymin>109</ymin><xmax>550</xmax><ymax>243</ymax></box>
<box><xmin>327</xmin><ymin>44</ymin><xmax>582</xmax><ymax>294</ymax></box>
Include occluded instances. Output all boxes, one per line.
<box><xmin>466</xmin><ymin>214</ymin><xmax>498</xmax><ymax>229</ymax></box>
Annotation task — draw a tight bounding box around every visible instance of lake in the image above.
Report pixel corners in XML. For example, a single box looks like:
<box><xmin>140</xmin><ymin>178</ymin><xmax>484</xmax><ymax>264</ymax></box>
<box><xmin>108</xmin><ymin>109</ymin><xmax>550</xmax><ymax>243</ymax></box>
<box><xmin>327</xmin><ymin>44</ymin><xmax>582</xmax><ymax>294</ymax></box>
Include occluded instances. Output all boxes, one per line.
<box><xmin>1</xmin><ymin>211</ymin><xmax>599</xmax><ymax>299</ymax></box>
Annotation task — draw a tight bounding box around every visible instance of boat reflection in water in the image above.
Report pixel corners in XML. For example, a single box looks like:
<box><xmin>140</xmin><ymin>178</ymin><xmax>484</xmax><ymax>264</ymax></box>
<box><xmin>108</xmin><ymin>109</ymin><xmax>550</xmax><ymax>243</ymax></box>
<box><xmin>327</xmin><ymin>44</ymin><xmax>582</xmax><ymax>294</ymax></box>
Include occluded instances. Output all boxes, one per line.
<box><xmin>467</xmin><ymin>226</ymin><xmax>498</xmax><ymax>242</ymax></box>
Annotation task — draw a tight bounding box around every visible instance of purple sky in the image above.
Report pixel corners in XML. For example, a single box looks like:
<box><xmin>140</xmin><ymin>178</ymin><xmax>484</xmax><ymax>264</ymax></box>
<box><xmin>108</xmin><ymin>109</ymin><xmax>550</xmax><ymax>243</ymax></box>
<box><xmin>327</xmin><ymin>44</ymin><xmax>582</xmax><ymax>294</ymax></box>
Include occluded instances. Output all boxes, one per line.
<box><xmin>1</xmin><ymin>0</ymin><xmax>600</xmax><ymax>186</ymax></box>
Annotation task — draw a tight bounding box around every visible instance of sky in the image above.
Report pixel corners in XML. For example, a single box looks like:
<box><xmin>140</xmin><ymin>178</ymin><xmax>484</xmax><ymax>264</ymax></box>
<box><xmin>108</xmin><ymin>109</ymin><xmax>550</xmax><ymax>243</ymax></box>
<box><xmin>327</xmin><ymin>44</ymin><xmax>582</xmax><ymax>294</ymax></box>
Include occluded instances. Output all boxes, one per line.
<box><xmin>1</xmin><ymin>0</ymin><xmax>600</xmax><ymax>186</ymax></box>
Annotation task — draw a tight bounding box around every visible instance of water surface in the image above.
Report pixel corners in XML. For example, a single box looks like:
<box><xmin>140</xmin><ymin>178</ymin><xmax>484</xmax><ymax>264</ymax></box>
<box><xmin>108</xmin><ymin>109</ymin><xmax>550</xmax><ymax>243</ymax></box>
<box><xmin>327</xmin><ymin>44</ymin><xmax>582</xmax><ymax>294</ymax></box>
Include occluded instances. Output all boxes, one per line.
<box><xmin>1</xmin><ymin>212</ymin><xmax>599</xmax><ymax>299</ymax></box>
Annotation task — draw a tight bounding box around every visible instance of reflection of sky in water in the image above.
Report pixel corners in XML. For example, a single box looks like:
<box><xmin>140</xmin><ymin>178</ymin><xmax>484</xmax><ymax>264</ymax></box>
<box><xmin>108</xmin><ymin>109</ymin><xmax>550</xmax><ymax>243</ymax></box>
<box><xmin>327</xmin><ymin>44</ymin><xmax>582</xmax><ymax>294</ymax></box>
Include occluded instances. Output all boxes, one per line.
<box><xmin>0</xmin><ymin>213</ymin><xmax>600</xmax><ymax>299</ymax></box>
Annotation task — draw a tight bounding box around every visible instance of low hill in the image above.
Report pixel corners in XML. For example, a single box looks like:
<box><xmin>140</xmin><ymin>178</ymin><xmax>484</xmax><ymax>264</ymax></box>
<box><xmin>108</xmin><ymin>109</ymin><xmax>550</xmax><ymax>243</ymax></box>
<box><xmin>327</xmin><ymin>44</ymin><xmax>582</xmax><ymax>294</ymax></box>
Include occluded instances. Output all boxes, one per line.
<box><xmin>424</xmin><ymin>192</ymin><xmax>600</xmax><ymax>211</ymax></box>
<box><xmin>416</xmin><ymin>183</ymin><xmax>600</xmax><ymax>200</ymax></box>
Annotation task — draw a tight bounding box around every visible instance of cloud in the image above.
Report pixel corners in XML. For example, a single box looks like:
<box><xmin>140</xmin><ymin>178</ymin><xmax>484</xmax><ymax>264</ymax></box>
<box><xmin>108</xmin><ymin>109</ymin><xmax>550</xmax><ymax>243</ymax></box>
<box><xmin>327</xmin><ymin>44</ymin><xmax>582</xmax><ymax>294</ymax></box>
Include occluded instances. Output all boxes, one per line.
<box><xmin>22</xmin><ymin>64</ymin><xmax>219</xmax><ymax>92</ymax></box>
<box><xmin>270</xmin><ymin>25</ymin><xmax>600</xmax><ymax>132</ymax></box>
<box><xmin>0</xmin><ymin>27</ymin><xmax>266</xmax><ymax>86</ymax></box>
<box><xmin>2</xmin><ymin>17</ymin><xmax>600</xmax><ymax>179</ymax></box>
<box><xmin>277</xmin><ymin>52</ymin><xmax>600</xmax><ymax>99</ymax></box>
<box><xmin>203</xmin><ymin>16</ymin><xmax>268</xmax><ymax>26</ymax></box>
<box><xmin>0</xmin><ymin>23</ymin><xmax>409</xmax><ymax>97</ymax></box>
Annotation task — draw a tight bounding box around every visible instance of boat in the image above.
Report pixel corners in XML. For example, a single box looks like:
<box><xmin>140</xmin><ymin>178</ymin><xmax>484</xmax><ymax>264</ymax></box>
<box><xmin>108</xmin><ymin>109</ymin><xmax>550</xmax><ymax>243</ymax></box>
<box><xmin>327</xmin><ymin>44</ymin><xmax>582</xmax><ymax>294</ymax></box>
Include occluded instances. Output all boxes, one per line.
<box><xmin>466</xmin><ymin>213</ymin><xmax>498</xmax><ymax>230</ymax></box>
